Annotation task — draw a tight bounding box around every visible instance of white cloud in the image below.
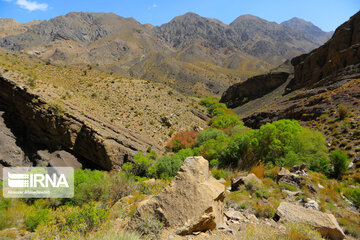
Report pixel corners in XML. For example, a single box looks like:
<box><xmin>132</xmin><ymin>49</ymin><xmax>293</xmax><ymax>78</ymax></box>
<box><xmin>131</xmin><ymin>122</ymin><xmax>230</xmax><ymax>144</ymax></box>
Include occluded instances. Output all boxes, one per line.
<box><xmin>16</xmin><ymin>0</ymin><xmax>48</xmax><ymax>11</ymax></box>
<box><xmin>152</xmin><ymin>4</ymin><xmax>158</xmax><ymax>8</ymax></box>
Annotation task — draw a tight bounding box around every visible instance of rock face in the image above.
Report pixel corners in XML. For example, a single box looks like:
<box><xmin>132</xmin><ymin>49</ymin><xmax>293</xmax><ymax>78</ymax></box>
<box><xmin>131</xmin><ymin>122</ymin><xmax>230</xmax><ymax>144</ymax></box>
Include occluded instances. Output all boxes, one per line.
<box><xmin>130</xmin><ymin>156</ymin><xmax>225</xmax><ymax>235</ymax></box>
<box><xmin>287</xmin><ymin>11</ymin><xmax>360</xmax><ymax>91</ymax></box>
<box><xmin>220</xmin><ymin>71</ymin><xmax>290</xmax><ymax>108</ymax></box>
<box><xmin>0</xmin><ymin>75</ymin><xmax>159</xmax><ymax>170</ymax></box>
<box><xmin>276</xmin><ymin>202</ymin><xmax>346</xmax><ymax>240</ymax></box>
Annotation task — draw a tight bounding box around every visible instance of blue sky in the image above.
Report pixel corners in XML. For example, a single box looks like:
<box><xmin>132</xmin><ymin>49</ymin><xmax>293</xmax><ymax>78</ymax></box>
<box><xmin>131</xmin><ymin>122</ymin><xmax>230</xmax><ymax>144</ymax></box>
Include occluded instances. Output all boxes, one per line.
<box><xmin>0</xmin><ymin>0</ymin><xmax>359</xmax><ymax>31</ymax></box>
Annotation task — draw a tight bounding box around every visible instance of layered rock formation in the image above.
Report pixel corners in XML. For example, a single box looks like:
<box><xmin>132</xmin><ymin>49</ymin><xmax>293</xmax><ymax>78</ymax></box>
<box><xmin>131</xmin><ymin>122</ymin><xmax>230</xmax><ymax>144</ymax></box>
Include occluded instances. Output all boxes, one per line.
<box><xmin>287</xmin><ymin>11</ymin><xmax>360</xmax><ymax>91</ymax></box>
<box><xmin>220</xmin><ymin>71</ymin><xmax>290</xmax><ymax>108</ymax></box>
<box><xmin>0</xmin><ymin>75</ymin><xmax>160</xmax><ymax>170</ymax></box>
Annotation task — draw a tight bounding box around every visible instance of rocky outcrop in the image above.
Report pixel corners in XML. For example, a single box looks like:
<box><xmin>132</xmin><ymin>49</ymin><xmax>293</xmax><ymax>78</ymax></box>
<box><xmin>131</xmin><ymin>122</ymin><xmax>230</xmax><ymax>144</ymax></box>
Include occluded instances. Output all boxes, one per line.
<box><xmin>276</xmin><ymin>202</ymin><xmax>346</xmax><ymax>240</ymax></box>
<box><xmin>0</xmin><ymin>75</ymin><xmax>159</xmax><ymax>170</ymax></box>
<box><xmin>277</xmin><ymin>167</ymin><xmax>317</xmax><ymax>193</ymax></box>
<box><xmin>287</xmin><ymin>11</ymin><xmax>360</xmax><ymax>92</ymax></box>
<box><xmin>231</xmin><ymin>173</ymin><xmax>263</xmax><ymax>191</ymax></box>
<box><xmin>220</xmin><ymin>72</ymin><xmax>290</xmax><ymax>108</ymax></box>
<box><xmin>129</xmin><ymin>156</ymin><xmax>225</xmax><ymax>235</ymax></box>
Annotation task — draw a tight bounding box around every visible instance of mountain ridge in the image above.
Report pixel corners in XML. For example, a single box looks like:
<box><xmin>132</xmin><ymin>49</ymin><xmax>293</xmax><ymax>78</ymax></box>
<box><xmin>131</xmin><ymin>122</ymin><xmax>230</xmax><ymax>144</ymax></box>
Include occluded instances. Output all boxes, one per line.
<box><xmin>0</xmin><ymin>12</ymin><xmax>333</xmax><ymax>96</ymax></box>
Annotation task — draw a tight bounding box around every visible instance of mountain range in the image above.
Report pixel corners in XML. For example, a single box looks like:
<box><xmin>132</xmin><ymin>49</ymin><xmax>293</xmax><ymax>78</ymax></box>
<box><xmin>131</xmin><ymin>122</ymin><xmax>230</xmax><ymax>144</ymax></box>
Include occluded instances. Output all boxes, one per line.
<box><xmin>0</xmin><ymin>12</ymin><xmax>333</xmax><ymax>95</ymax></box>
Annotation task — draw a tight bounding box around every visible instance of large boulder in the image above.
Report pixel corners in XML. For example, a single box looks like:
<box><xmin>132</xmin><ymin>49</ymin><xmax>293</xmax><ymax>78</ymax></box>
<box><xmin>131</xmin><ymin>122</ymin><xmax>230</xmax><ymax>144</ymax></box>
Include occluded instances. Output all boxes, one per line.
<box><xmin>129</xmin><ymin>156</ymin><xmax>225</xmax><ymax>235</ymax></box>
<box><xmin>276</xmin><ymin>202</ymin><xmax>345</xmax><ymax>240</ymax></box>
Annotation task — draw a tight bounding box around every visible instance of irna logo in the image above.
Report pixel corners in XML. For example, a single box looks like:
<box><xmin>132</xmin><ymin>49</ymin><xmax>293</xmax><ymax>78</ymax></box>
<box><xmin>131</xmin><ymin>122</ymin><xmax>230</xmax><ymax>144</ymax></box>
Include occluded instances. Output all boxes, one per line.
<box><xmin>2</xmin><ymin>167</ymin><xmax>74</xmax><ymax>198</ymax></box>
<box><xmin>7</xmin><ymin>172</ymin><xmax>69</xmax><ymax>188</ymax></box>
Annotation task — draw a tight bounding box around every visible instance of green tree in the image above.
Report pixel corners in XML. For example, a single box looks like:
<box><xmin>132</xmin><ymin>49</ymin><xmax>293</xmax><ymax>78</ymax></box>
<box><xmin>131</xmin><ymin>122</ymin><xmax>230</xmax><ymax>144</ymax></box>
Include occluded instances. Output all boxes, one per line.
<box><xmin>330</xmin><ymin>150</ymin><xmax>349</xmax><ymax>178</ymax></box>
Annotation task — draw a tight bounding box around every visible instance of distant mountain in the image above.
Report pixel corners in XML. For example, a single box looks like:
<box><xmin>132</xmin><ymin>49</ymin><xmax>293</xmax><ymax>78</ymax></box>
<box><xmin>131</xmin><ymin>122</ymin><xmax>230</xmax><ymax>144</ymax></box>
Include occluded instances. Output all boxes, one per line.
<box><xmin>0</xmin><ymin>12</ymin><xmax>333</xmax><ymax>95</ymax></box>
<box><xmin>0</xmin><ymin>18</ymin><xmax>43</xmax><ymax>38</ymax></box>
<box><xmin>229</xmin><ymin>15</ymin><xmax>329</xmax><ymax>63</ymax></box>
<box><xmin>281</xmin><ymin>17</ymin><xmax>333</xmax><ymax>45</ymax></box>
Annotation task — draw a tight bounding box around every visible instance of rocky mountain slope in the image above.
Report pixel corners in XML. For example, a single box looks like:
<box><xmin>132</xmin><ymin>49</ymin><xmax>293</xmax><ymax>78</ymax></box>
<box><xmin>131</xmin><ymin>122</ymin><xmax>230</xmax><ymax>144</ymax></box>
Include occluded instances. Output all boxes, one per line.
<box><xmin>221</xmin><ymin>11</ymin><xmax>360</xmax><ymax>160</ymax></box>
<box><xmin>0</xmin><ymin>12</ymin><xmax>332</xmax><ymax>95</ymax></box>
<box><xmin>0</xmin><ymin>18</ymin><xmax>43</xmax><ymax>38</ymax></box>
<box><xmin>281</xmin><ymin>17</ymin><xmax>334</xmax><ymax>45</ymax></box>
<box><xmin>0</xmin><ymin>49</ymin><xmax>208</xmax><ymax>170</ymax></box>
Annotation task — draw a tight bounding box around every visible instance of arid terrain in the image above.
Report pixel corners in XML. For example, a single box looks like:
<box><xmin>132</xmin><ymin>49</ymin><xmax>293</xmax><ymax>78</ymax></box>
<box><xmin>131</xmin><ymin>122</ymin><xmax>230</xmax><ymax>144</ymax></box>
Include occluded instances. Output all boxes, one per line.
<box><xmin>0</xmin><ymin>8</ymin><xmax>359</xmax><ymax>240</ymax></box>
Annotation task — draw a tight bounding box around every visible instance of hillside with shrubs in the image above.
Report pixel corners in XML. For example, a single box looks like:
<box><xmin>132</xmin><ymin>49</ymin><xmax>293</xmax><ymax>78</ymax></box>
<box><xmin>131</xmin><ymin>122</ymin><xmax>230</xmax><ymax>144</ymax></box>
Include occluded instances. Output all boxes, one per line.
<box><xmin>1</xmin><ymin>96</ymin><xmax>359</xmax><ymax>240</ymax></box>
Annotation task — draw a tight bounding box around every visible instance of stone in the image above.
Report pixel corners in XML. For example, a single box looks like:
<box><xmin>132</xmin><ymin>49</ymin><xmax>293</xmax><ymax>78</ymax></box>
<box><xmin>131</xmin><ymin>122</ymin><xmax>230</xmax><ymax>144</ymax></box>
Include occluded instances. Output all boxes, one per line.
<box><xmin>276</xmin><ymin>202</ymin><xmax>345</xmax><ymax>240</ymax></box>
<box><xmin>245</xmin><ymin>214</ymin><xmax>258</xmax><ymax>222</ymax></box>
<box><xmin>218</xmin><ymin>178</ymin><xmax>226</xmax><ymax>183</ymax></box>
<box><xmin>221</xmin><ymin>228</ymin><xmax>236</xmax><ymax>235</ymax></box>
<box><xmin>224</xmin><ymin>210</ymin><xmax>246</xmax><ymax>221</ymax></box>
<box><xmin>144</xmin><ymin>178</ymin><xmax>156</xmax><ymax>184</ymax></box>
<box><xmin>161</xmin><ymin>116</ymin><xmax>172</xmax><ymax>127</ymax></box>
<box><xmin>282</xmin><ymin>190</ymin><xmax>301</xmax><ymax>197</ymax></box>
<box><xmin>37</xmin><ymin>150</ymin><xmax>82</xmax><ymax>169</ymax></box>
<box><xmin>129</xmin><ymin>156</ymin><xmax>225</xmax><ymax>235</ymax></box>
<box><xmin>290</xmin><ymin>163</ymin><xmax>307</xmax><ymax>172</ymax></box>
<box><xmin>193</xmin><ymin>126</ymin><xmax>204</xmax><ymax>132</ymax></box>
<box><xmin>303</xmin><ymin>198</ymin><xmax>319</xmax><ymax>210</ymax></box>
<box><xmin>230</xmin><ymin>176</ymin><xmax>245</xmax><ymax>191</ymax></box>
<box><xmin>231</xmin><ymin>173</ymin><xmax>263</xmax><ymax>191</ymax></box>
<box><xmin>277</xmin><ymin>167</ymin><xmax>304</xmax><ymax>189</ymax></box>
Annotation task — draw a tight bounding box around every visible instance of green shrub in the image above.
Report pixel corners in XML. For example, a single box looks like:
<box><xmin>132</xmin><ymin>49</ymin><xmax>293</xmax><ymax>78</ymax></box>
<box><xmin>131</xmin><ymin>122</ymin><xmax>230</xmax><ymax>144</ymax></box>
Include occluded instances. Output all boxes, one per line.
<box><xmin>220</xmin><ymin>130</ymin><xmax>253</xmax><ymax>167</ymax></box>
<box><xmin>212</xmin><ymin>107</ymin><xmax>226</xmax><ymax>116</ymax></box>
<box><xmin>25</xmin><ymin>208</ymin><xmax>49</xmax><ymax>232</ymax></box>
<box><xmin>330</xmin><ymin>150</ymin><xmax>349</xmax><ymax>179</ymax></box>
<box><xmin>285</xmin><ymin>222</ymin><xmax>322</xmax><ymax>240</ymax></box>
<box><xmin>251</xmin><ymin>119</ymin><xmax>302</xmax><ymax>163</ymax></box>
<box><xmin>208</xmin><ymin>102</ymin><xmax>227</xmax><ymax>115</ymax></box>
<box><xmin>344</xmin><ymin>188</ymin><xmax>360</xmax><ymax>207</ymax></box>
<box><xmin>251</xmin><ymin>120</ymin><xmax>330</xmax><ymax>174</ymax></box>
<box><xmin>196</xmin><ymin>128</ymin><xmax>225</xmax><ymax>145</ymax></box>
<box><xmin>209</xmin><ymin>114</ymin><xmax>241</xmax><ymax>129</ymax></box>
<box><xmin>66</xmin><ymin>203</ymin><xmax>109</xmax><ymax>234</ymax></box>
<box><xmin>66</xmin><ymin>169</ymin><xmax>107</xmax><ymax>206</ymax></box>
<box><xmin>279</xmin><ymin>183</ymin><xmax>298</xmax><ymax>192</ymax></box>
<box><xmin>254</xmin><ymin>203</ymin><xmax>275</xmax><ymax>218</ymax></box>
<box><xmin>155</xmin><ymin>148</ymin><xmax>197</xmax><ymax>179</ymax></box>
<box><xmin>199</xmin><ymin>96</ymin><xmax>219</xmax><ymax>107</ymax></box>
<box><xmin>199</xmin><ymin>135</ymin><xmax>230</xmax><ymax>161</ymax></box>
<box><xmin>126</xmin><ymin>151</ymin><xmax>157</xmax><ymax>177</ymax></box>
<box><xmin>155</xmin><ymin>155</ymin><xmax>182</xmax><ymax>179</ymax></box>
<box><xmin>338</xmin><ymin>104</ymin><xmax>349</xmax><ymax>120</ymax></box>
<box><xmin>131</xmin><ymin>213</ymin><xmax>163</xmax><ymax>239</ymax></box>
<box><xmin>211</xmin><ymin>169</ymin><xmax>232</xmax><ymax>180</ymax></box>
<box><xmin>254</xmin><ymin>189</ymin><xmax>270</xmax><ymax>199</ymax></box>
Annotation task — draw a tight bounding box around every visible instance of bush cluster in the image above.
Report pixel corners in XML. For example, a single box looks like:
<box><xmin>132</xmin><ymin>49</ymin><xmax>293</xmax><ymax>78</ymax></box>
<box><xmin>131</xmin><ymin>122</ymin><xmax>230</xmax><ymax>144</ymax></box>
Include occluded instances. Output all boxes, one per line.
<box><xmin>127</xmin><ymin>97</ymin><xmax>339</xmax><ymax>180</ymax></box>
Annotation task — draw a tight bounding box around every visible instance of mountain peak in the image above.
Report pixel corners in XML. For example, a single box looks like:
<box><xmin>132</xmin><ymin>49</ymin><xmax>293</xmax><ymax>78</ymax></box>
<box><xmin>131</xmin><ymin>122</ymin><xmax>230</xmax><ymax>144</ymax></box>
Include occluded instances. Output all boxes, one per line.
<box><xmin>282</xmin><ymin>17</ymin><xmax>317</xmax><ymax>28</ymax></box>
<box><xmin>281</xmin><ymin>17</ymin><xmax>332</xmax><ymax>44</ymax></box>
